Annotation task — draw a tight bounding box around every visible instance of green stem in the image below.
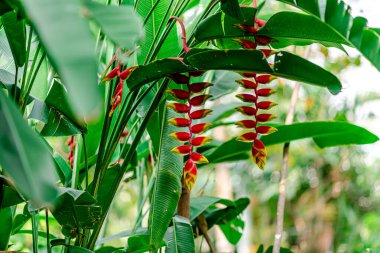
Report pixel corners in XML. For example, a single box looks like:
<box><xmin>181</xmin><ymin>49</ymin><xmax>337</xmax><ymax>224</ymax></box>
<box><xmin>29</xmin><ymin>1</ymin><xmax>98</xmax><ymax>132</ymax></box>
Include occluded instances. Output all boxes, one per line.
<box><xmin>19</xmin><ymin>27</ymin><xmax>33</xmax><ymax>104</ymax></box>
<box><xmin>45</xmin><ymin>209</ymin><xmax>51</xmax><ymax>253</ymax></box>
<box><xmin>87</xmin><ymin>79</ymin><xmax>169</xmax><ymax>249</ymax></box>
<box><xmin>31</xmin><ymin>210</ymin><xmax>39</xmax><ymax>253</ymax></box>
<box><xmin>12</xmin><ymin>67</ymin><xmax>18</xmax><ymax>99</ymax></box>
<box><xmin>82</xmin><ymin>133</ymin><xmax>89</xmax><ymax>189</ymax></box>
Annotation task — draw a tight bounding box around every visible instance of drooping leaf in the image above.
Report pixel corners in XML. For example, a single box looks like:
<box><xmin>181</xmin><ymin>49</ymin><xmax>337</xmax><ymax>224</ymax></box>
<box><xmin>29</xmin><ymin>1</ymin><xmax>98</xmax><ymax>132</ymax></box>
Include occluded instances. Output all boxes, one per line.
<box><xmin>0</xmin><ymin>89</ymin><xmax>58</xmax><ymax>204</ymax></box>
<box><xmin>148</xmin><ymin>108</ymin><xmax>183</xmax><ymax>250</ymax></box>
<box><xmin>1</xmin><ymin>10</ymin><xmax>26</xmax><ymax>67</ymax></box>
<box><xmin>82</xmin><ymin>1</ymin><xmax>143</xmax><ymax>49</ymax></box>
<box><xmin>275</xmin><ymin>0</ymin><xmax>380</xmax><ymax>71</ymax></box>
<box><xmin>190</xmin><ymin>196</ymin><xmax>234</xmax><ymax>221</ymax></box>
<box><xmin>19</xmin><ymin>0</ymin><xmax>101</xmax><ymax>115</ymax></box>
<box><xmin>205</xmin><ymin>121</ymin><xmax>379</xmax><ymax>163</ymax></box>
<box><xmin>0</xmin><ymin>185</ymin><xmax>25</xmax><ymax>208</ymax></box>
<box><xmin>165</xmin><ymin>216</ymin><xmax>195</xmax><ymax>253</ymax></box>
<box><xmin>219</xmin><ymin>217</ymin><xmax>245</xmax><ymax>245</ymax></box>
<box><xmin>220</xmin><ymin>0</ymin><xmax>244</xmax><ymax>21</ymax></box>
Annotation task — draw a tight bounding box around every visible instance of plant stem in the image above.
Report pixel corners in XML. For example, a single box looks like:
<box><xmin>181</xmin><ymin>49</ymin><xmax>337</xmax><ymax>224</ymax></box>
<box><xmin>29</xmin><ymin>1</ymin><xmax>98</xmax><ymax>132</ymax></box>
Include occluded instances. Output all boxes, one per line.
<box><xmin>19</xmin><ymin>27</ymin><xmax>33</xmax><ymax>104</ymax></box>
<box><xmin>82</xmin><ymin>133</ymin><xmax>89</xmax><ymax>189</ymax></box>
<box><xmin>45</xmin><ymin>209</ymin><xmax>51</xmax><ymax>253</ymax></box>
<box><xmin>177</xmin><ymin>176</ymin><xmax>190</xmax><ymax>218</ymax></box>
<box><xmin>272</xmin><ymin>83</ymin><xmax>300</xmax><ymax>253</ymax></box>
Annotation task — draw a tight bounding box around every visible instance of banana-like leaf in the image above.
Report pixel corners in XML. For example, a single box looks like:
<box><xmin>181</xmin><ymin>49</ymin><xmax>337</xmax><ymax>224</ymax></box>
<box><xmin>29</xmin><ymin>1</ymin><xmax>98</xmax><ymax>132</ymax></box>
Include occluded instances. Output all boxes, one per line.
<box><xmin>19</xmin><ymin>0</ymin><xmax>101</xmax><ymax>116</ymax></box>
<box><xmin>1</xmin><ymin>185</ymin><xmax>24</xmax><ymax>208</ymax></box>
<box><xmin>1</xmin><ymin>10</ymin><xmax>26</xmax><ymax>67</ymax></box>
<box><xmin>148</xmin><ymin>108</ymin><xmax>183</xmax><ymax>250</ymax></box>
<box><xmin>0</xmin><ymin>89</ymin><xmax>58</xmax><ymax>204</ymax></box>
<box><xmin>165</xmin><ymin>216</ymin><xmax>195</xmax><ymax>253</ymax></box>
<box><xmin>0</xmin><ymin>207</ymin><xmax>13</xmax><ymax>250</ymax></box>
<box><xmin>82</xmin><ymin>1</ymin><xmax>143</xmax><ymax>49</ymax></box>
<box><xmin>272</xmin><ymin>0</ymin><xmax>380</xmax><ymax>71</ymax></box>
<box><xmin>128</xmin><ymin>50</ymin><xmax>341</xmax><ymax>94</ymax></box>
<box><xmin>205</xmin><ymin>121</ymin><xmax>379</xmax><ymax>163</ymax></box>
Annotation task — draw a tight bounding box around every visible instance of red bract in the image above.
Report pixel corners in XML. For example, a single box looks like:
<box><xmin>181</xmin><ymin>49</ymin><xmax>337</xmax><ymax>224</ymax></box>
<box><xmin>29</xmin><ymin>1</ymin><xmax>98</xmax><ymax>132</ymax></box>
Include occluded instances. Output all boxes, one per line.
<box><xmin>189</xmin><ymin>95</ymin><xmax>212</xmax><ymax>106</ymax></box>
<box><xmin>236</xmin><ymin>79</ymin><xmax>257</xmax><ymax>89</ymax></box>
<box><xmin>234</xmin><ymin>39</ymin><xmax>257</xmax><ymax>49</ymax></box>
<box><xmin>118</xmin><ymin>66</ymin><xmax>138</xmax><ymax>80</ymax></box>
<box><xmin>260</xmin><ymin>49</ymin><xmax>275</xmax><ymax>58</ymax></box>
<box><xmin>236</xmin><ymin>120</ymin><xmax>257</xmax><ymax>129</ymax></box>
<box><xmin>105</xmin><ymin>67</ymin><xmax>119</xmax><ymax>80</ymax></box>
<box><xmin>170</xmin><ymin>132</ymin><xmax>191</xmax><ymax>142</ymax></box>
<box><xmin>189</xmin><ymin>82</ymin><xmax>213</xmax><ymax>93</ymax></box>
<box><xmin>256</xmin><ymin>75</ymin><xmax>276</xmax><ymax>84</ymax></box>
<box><xmin>237</xmin><ymin>132</ymin><xmax>258</xmax><ymax>142</ymax></box>
<box><xmin>191</xmin><ymin>136</ymin><xmax>211</xmax><ymax>147</ymax></box>
<box><xmin>168</xmin><ymin>89</ymin><xmax>190</xmax><ymax>100</ymax></box>
<box><xmin>257</xmin><ymin>101</ymin><xmax>277</xmax><ymax>110</ymax></box>
<box><xmin>235</xmin><ymin>106</ymin><xmax>257</xmax><ymax>116</ymax></box>
<box><xmin>190</xmin><ymin>109</ymin><xmax>212</xmax><ymax>119</ymax></box>
<box><xmin>191</xmin><ymin>123</ymin><xmax>211</xmax><ymax>134</ymax></box>
<box><xmin>168</xmin><ymin>118</ymin><xmax>191</xmax><ymax>127</ymax></box>
<box><xmin>257</xmin><ymin>88</ymin><xmax>276</xmax><ymax>97</ymax></box>
<box><xmin>167</xmin><ymin>103</ymin><xmax>190</xmax><ymax>113</ymax></box>
<box><xmin>236</xmin><ymin>93</ymin><xmax>257</xmax><ymax>103</ymax></box>
<box><xmin>67</xmin><ymin>136</ymin><xmax>75</xmax><ymax>169</ymax></box>
<box><xmin>171</xmin><ymin>145</ymin><xmax>192</xmax><ymax>155</ymax></box>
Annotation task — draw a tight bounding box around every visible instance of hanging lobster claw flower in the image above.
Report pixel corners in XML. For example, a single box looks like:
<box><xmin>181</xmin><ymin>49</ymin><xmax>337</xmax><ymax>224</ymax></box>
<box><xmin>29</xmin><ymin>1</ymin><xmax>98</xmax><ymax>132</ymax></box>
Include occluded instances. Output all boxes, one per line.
<box><xmin>235</xmin><ymin>120</ymin><xmax>257</xmax><ymax>129</ymax></box>
<box><xmin>190</xmin><ymin>109</ymin><xmax>212</xmax><ymax>119</ymax></box>
<box><xmin>168</xmin><ymin>118</ymin><xmax>191</xmax><ymax>127</ymax></box>
<box><xmin>191</xmin><ymin>123</ymin><xmax>212</xmax><ymax>134</ymax></box>
<box><xmin>235</xmin><ymin>79</ymin><xmax>258</xmax><ymax>89</ymax></box>
<box><xmin>235</xmin><ymin>106</ymin><xmax>257</xmax><ymax>116</ymax></box>
<box><xmin>168</xmin><ymin>73</ymin><xmax>190</xmax><ymax>84</ymax></box>
<box><xmin>254</xmin><ymin>34</ymin><xmax>275</xmax><ymax>45</ymax></box>
<box><xmin>255</xmin><ymin>152</ymin><xmax>266</xmax><ymax>170</ymax></box>
<box><xmin>236</xmin><ymin>93</ymin><xmax>257</xmax><ymax>103</ymax></box>
<box><xmin>260</xmin><ymin>49</ymin><xmax>275</xmax><ymax>58</ymax></box>
<box><xmin>189</xmin><ymin>95</ymin><xmax>212</xmax><ymax>106</ymax></box>
<box><xmin>184</xmin><ymin>164</ymin><xmax>197</xmax><ymax>190</ymax></box>
<box><xmin>256</xmin><ymin>19</ymin><xmax>266</xmax><ymax>27</ymax></box>
<box><xmin>253</xmin><ymin>139</ymin><xmax>267</xmax><ymax>156</ymax></box>
<box><xmin>189</xmin><ymin>70</ymin><xmax>206</xmax><ymax>77</ymax></box>
<box><xmin>234</xmin><ymin>23</ymin><xmax>258</xmax><ymax>34</ymax></box>
<box><xmin>119</xmin><ymin>66</ymin><xmax>138</xmax><ymax>80</ymax></box>
<box><xmin>104</xmin><ymin>66</ymin><xmax>120</xmax><ymax>81</ymax></box>
<box><xmin>184</xmin><ymin>159</ymin><xmax>195</xmax><ymax>175</ymax></box>
<box><xmin>191</xmin><ymin>136</ymin><xmax>212</xmax><ymax>147</ymax></box>
<box><xmin>190</xmin><ymin>152</ymin><xmax>209</xmax><ymax>164</ymax></box>
<box><xmin>257</xmin><ymin>88</ymin><xmax>276</xmax><ymax>97</ymax></box>
<box><xmin>169</xmin><ymin>132</ymin><xmax>192</xmax><ymax>142</ymax></box>
<box><xmin>171</xmin><ymin>145</ymin><xmax>192</xmax><ymax>155</ymax></box>
<box><xmin>189</xmin><ymin>82</ymin><xmax>213</xmax><ymax>93</ymax></box>
<box><xmin>237</xmin><ymin>132</ymin><xmax>258</xmax><ymax>142</ymax></box>
<box><xmin>167</xmin><ymin>103</ymin><xmax>190</xmax><ymax>113</ymax></box>
<box><xmin>233</xmin><ymin>39</ymin><xmax>257</xmax><ymax>49</ymax></box>
<box><xmin>256</xmin><ymin>126</ymin><xmax>277</xmax><ymax>134</ymax></box>
<box><xmin>241</xmin><ymin>72</ymin><xmax>257</xmax><ymax>78</ymax></box>
<box><xmin>167</xmin><ymin>89</ymin><xmax>191</xmax><ymax>100</ymax></box>
<box><xmin>256</xmin><ymin>75</ymin><xmax>276</xmax><ymax>84</ymax></box>
<box><xmin>256</xmin><ymin>114</ymin><xmax>276</xmax><ymax>122</ymax></box>
<box><xmin>257</xmin><ymin>101</ymin><xmax>277</xmax><ymax>110</ymax></box>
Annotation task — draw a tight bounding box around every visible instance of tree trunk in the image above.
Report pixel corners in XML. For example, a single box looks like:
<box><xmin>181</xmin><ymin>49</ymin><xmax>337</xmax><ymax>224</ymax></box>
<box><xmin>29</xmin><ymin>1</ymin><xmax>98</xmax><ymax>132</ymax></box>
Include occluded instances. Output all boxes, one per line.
<box><xmin>177</xmin><ymin>176</ymin><xmax>190</xmax><ymax>218</ymax></box>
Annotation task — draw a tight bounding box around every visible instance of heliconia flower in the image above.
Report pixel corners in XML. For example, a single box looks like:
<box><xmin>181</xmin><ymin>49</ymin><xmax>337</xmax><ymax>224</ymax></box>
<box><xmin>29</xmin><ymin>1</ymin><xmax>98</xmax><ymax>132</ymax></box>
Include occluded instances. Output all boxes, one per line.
<box><xmin>260</xmin><ymin>49</ymin><xmax>275</xmax><ymax>58</ymax></box>
<box><xmin>190</xmin><ymin>109</ymin><xmax>212</xmax><ymax>119</ymax></box>
<box><xmin>189</xmin><ymin>82</ymin><xmax>213</xmax><ymax>93</ymax></box>
<box><xmin>118</xmin><ymin>66</ymin><xmax>138</xmax><ymax>80</ymax></box>
<box><xmin>236</xmin><ymin>120</ymin><xmax>257</xmax><ymax>129</ymax></box>
<box><xmin>241</xmin><ymin>72</ymin><xmax>256</xmax><ymax>78</ymax></box>
<box><xmin>257</xmin><ymin>88</ymin><xmax>276</xmax><ymax>97</ymax></box>
<box><xmin>233</xmin><ymin>39</ymin><xmax>257</xmax><ymax>49</ymax></box>
<box><xmin>67</xmin><ymin>136</ymin><xmax>75</xmax><ymax>169</ymax></box>
<box><xmin>105</xmin><ymin>66</ymin><xmax>120</xmax><ymax>81</ymax></box>
<box><xmin>236</xmin><ymin>93</ymin><xmax>257</xmax><ymax>103</ymax></box>
<box><xmin>184</xmin><ymin>159</ymin><xmax>195</xmax><ymax>174</ymax></box>
<box><xmin>257</xmin><ymin>101</ymin><xmax>277</xmax><ymax>110</ymax></box>
<box><xmin>184</xmin><ymin>165</ymin><xmax>197</xmax><ymax>190</ymax></box>
<box><xmin>191</xmin><ymin>123</ymin><xmax>212</xmax><ymax>134</ymax></box>
<box><xmin>189</xmin><ymin>95</ymin><xmax>212</xmax><ymax>106</ymax></box>
<box><xmin>171</xmin><ymin>145</ymin><xmax>192</xmax><ymax>155</ymax></box>
<box><xmin>168</xmin><ymin>118</ymin><xmax>191</xmax><ymax>127</ymax></box>
<box><xmin>167</xmin><ymin>89</ymin><xmax>191</xmax><ymax>100</ymax></box>
<box><xmin>190</xmin><ymin>152</ymin><xmax>209</xmax><ymax>164</ymax></box>
<box><xmin>189</xmin><ymin>70</ymin><xmax>206</xmax><ymax>77</ymax></box>
<box><xmin>254</xmin><ymin>34</ymin><xmax>275</xmax><ymax>45</ymax></box>
<box><xmin>234</xmin><ymin>23</ymin><xmax>258</xmax><ymax>34</ymax></box>
<box><xmin>235</xmin><ymin>106</ymin><xmax>257</xmax><ymax>116</ymax></box>
<box><xmin>167</xmin><ymin>103</ymin><xmax>190</xmax><ymax>113</ymax></box>
<box><xmin>190</xmin><ymin>136</ymin><xmax>212</xmax><ymax>147</ymax></box>
<box><xmin>256</xmin><ymin>19</ymin><xmax>266</xmax><ymax>27</ymax></box>
<box><xmin>169</xmin><ymin>132</ymin><xmax>192</xmax><ymax>142</ymax></box>
<box><xmin>256</xmin><ymin>114</ymin><xmax>276</xmax><ymax>122</ymax></box>
<box><xmin>237</xmin><ymin>132</ymin><xmax>258</xmax><ymax>142</ymax></box>
<box><xmin>168</xmin><ymin>73</ymin><xmax>190</xmax><ymax>84</ymax></box>
<box><xmin>235</xmin><ymin>79</ymin><xmax>258</xmax><ymax>89</ymax></box>
<box><xmin>256</xmin><ymin>126</ymin><xmax>277</xmax><ymax>134</ymax></box>
<box><xmin>255</xmin><ymin>152</ymin><xmax>266</xmax><ymax>170</ymax></box>
<box><xmin>253</xmin><ymin>139</ymin><xmax>267</xmax><ymax>156</ymax></box>
<box><xmin>256</xmin><ymin>75</ymin><xmax>276</xmax><ymax>84</ymax></box>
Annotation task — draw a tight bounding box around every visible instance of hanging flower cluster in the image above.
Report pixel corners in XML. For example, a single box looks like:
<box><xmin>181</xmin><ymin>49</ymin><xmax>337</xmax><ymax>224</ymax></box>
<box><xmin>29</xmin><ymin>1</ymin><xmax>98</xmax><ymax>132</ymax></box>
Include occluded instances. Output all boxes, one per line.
<box><xmin>168</xmin><ymin>73</ymin><xmax>213</xmax><ymax>190</ymax></box>
<box><xmin>67</xmin><ymin>135</ymin><xmax>75</xmax><ymax>169</ymax></box>
<box><xmin>235</xmin><ymin>74</ymin><xmax>277</xmax><ymax>169</ymax></box>
<box><xmin>105</xmin><ymin>61</ymin><xmax>137</xmax><ymax>116</ymax></box>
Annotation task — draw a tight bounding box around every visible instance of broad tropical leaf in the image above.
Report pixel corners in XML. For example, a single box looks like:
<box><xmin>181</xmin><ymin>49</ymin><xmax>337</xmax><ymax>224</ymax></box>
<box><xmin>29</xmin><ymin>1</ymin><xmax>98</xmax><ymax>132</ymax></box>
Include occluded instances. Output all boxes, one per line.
<box><xmin>165</xmin><ymin>216</ymin><xmax>195</xmax><ymax>253</ymax></box>
<box><xmin>205</xmin><ymin>121</ymin><xmax>379</xmax><ymax>163</ymax></box>
<box><xmin>0</xmin><ymin>207</ymin><xmax>13</xmax><ymax>250</ymax></box>
<box><xmin>0</xmin><ymin>89</ymin><xmax>57</xmax><ymax>204</ymax></box>
<box><xmin>19</xmin><ymin>0</ymin><xmax>101</xmax><ymax>115</ymax></box>
<box><xmin>148</xmin><ymin>108</ymin><xmax>183</xmax><ymax>250</ymax></box>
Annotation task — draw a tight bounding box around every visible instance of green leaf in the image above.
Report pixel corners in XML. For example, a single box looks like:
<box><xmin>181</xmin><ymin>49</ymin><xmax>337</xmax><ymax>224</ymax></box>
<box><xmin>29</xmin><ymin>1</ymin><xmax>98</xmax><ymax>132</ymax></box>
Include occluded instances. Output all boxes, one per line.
<box><xmin>219</xmin><ymin>217</ymin><xmax>244</xmax><ymax>245</ymax></box>
<box><xmin>165</xmin><ymin>216</ymin><xmax>195</xmax><ymax>253</ymax></box>
<box><xmin>1</xmin><ymin>185</ymin><xmax>25</xmax><ymax>208</ymax></box>
<box><xmin>220</xmin><ymin>0</ymin><xmax>244</xmax><ymax>21</ymax></box>
<box><xmin>1</xmin><ymin>11</ymin><xmax>26</xmax><ymax>67</ymax></box>
<box><xmin>148</xmin><ymin>108</ymin><xmax>183</xmax><ymax>250</ymax></box>
<box><xmin>19</xmin><ymin>0</ymin><xmax>101</xmax><ymax>115</ymax></box>
<box><xmin>0</xmin><ymin>89</ymin><xmax>57</xmax><ymax>204</ymax></box>
<box><xmin>52</xmin><ymin>152</ymin><xmax>72</xmax><ymax>186</ymax></box>
<box><xmin>190</xmin><ymin>196</ymin><xmax>234</xmax><ymax>221</ymax></box>
<box><xmin>50</xmin><ymin>187</ymin><xmax>100</xmax><ymax>237</ymax></box>
<box><xmin>0</xmin><ymin>207</ymin><xmax>13</xmax><ymax>250</ymax></box>
<box><xmin>205</xmin><ymin>121</ymin><xmax>379</xmax><ymax>163</ymax></box>
<box><xmin>275</xmin><ymin>0</ymin><xmax>380</xmax><ymax>71</ymax></box>
<box><xmin>82</xmin><ymin>1</ymin><xmax>143</xmax><ymax>49</ymax></box>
